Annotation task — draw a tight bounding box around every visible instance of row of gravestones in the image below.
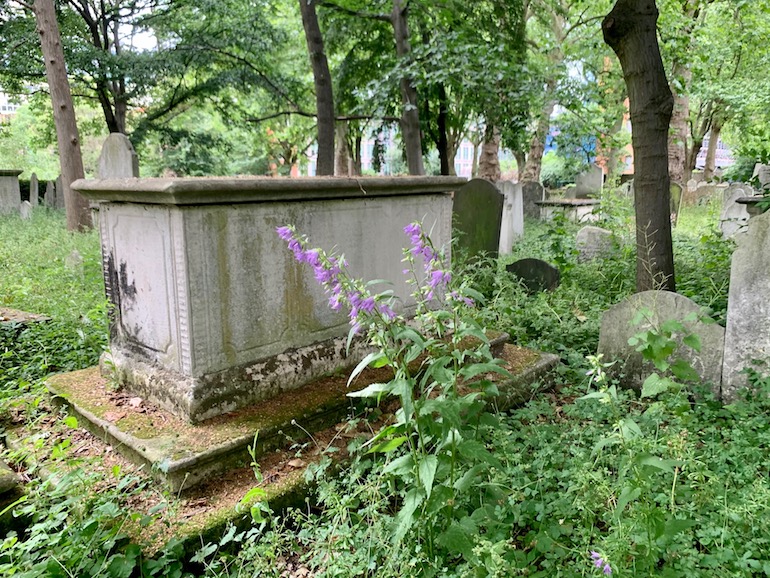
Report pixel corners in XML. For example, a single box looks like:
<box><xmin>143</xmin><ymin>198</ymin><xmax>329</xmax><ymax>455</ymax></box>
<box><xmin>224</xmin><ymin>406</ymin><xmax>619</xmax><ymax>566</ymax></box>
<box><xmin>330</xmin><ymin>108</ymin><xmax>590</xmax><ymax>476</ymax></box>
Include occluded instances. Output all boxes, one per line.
<box><xmin>9</xmin><ymin>133</ymin><xmax>140</xmax><ymax>221</ymax></box>
<box><xmin>597</xmin><ymin>204</ymin><xmax>770</xmax><ymax>401</ymax></box>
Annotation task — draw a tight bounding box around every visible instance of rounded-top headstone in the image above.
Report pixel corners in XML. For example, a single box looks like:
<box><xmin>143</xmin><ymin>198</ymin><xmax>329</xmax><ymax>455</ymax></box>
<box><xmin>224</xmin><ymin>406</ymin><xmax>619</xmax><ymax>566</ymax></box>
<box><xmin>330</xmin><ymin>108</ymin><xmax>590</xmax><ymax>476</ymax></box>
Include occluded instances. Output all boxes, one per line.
<box><xmin>506</xmin><ymin>258</ymin><xmax>560</xmax><ymax>293</ymax></box>
<box><xmin>453</xmin><ymin>178</ymin><xmax>504</xmax><ymax>260</ymax></box>
<box><xmin>576</xmin><ymin>226</ymin><xmax>614</xmax><ymax>262</ymax></box>
<box><xmin>97</xmin><ymin>133</ymin><xmax>140</xmax><ymax>179</ymax></box>
<box><xmin>598</xmin><ymin>290</ymin><xmax>724</xmax><ymax>396</ymax></box>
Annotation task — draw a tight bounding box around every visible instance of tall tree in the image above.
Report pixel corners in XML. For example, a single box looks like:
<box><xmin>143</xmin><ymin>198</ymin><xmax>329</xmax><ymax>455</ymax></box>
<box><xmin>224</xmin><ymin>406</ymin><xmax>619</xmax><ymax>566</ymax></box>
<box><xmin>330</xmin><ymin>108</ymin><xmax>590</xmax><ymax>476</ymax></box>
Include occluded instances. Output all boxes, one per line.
<box><xmin>299</xmin><ymin>0</ymin><xmax>335</xmax><ymax>175</ymax></box>
<box><xmin>32</xmin><ymin>0</ymin><xmax>91</xmax><ymax>231</ymax></box>
<box><xmin>603</xmin><ymin>0</ymin><xmax>675</xmax><ymax>292</ymax></box>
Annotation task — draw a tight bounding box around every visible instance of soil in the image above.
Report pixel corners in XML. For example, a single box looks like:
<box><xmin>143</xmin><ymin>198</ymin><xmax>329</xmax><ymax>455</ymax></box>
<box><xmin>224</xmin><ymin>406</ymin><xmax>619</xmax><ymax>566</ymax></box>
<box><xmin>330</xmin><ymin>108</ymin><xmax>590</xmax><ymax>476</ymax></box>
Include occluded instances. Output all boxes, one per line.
<box><xmin>0</xmin><ymin>307</ymin><xmax>50</xmax><ymax>325</ymax></box>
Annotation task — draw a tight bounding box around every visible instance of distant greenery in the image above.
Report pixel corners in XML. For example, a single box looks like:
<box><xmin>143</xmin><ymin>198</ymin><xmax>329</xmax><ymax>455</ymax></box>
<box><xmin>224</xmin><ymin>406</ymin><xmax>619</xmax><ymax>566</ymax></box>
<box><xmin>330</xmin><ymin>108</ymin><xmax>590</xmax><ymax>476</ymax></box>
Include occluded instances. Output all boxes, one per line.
<box><xmin>3</xmin><ymin>199</ymin><xmax>763</xmax><ymax>578</ymax></box>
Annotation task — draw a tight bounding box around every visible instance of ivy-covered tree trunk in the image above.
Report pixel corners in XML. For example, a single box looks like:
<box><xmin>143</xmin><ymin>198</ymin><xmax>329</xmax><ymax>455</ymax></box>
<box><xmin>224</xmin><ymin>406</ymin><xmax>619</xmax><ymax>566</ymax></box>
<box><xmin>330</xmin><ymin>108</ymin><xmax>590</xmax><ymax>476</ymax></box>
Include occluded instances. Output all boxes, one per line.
<box><xmin>477</xmin><ymin>126</ymin><xmax>501</xmax><ymax>182</ymax></box>
<box><xmin>603</xmin><ymin>0</ymin><xmax>675</xmax><ymax>292</ymax></box>
<box><xmin>391</xmin><ymin>0</ymin><xmax>424</xmax><ymax>175</ymax></box>
<box><xmin>33</xmin><ymin>0</ymin><xmax>92</xmax><ymax>232</ymax></box>
<box><xmin>300</xmin><ymin>0</ymin><xmax>335</xmax><ymax>176</ymax></box>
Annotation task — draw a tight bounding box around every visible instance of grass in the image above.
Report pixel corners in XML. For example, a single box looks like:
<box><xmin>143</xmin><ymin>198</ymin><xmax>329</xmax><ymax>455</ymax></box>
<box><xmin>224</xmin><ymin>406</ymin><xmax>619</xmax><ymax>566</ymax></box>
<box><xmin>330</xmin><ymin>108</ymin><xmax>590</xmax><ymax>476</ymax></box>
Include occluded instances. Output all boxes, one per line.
<box><xmin>4</xmin><ymin>199</ymin><xmax>769</xmax><ymax>578</ymax></box>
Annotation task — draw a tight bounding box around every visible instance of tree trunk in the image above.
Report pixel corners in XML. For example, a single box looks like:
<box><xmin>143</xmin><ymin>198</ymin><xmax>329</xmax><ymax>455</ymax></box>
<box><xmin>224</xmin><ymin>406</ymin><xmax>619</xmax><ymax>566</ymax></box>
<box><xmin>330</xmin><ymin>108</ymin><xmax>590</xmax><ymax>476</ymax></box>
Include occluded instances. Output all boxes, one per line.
<box><xmin>437</xmin><ymin>83</ymin><xmax>450</xmax><ymax>175</ymax></box>
<box><xmin>334</xmin><ymin>122</ymin><xmax>351</xmax><ymax>176</ymax></box>
<box><xmin>391</xmin><ymin>0</ymin><xmax>424</xmax><ymax>175</ymax></box>
<box><xmin>520</xmin><ymin>96</ymin><xmax>556</xmax><ymax>183</ymax></box>
<box><xmin>603</xmin><ymin>0</ymin><xmax>675</xmax><ymax>292</ymax></box>
<box><xmin>477</xmin><ymin>126</ymin><xmax>501</xmax><ymax>182</ymax></box>
<box><xmin>33</xmin><ymin>0</ymin><xmax>91</xmax><ymax>232</ymax></box>
<box><xmin>299</xmin><ymin>0</ymin><xmax>335</xmax><ymax>176</ymax></box>
<box><xmin>514</xmin><ymin>150</ymin><xmax>526</xmax><ymax>181</ymax></box>
<box><xmin>667</xmin><ymin>64</ymin><xmax>691</xmax><ymax>185</ymax></box>
<box><xmin>685</xmin><ymin>102</ymin><xmax>713</xmax><ymax>181</ymax></box>
<box><xmin>703</xmin><ymin>119</ymin><xmax>721</xmax><ymax>181</ymax></box>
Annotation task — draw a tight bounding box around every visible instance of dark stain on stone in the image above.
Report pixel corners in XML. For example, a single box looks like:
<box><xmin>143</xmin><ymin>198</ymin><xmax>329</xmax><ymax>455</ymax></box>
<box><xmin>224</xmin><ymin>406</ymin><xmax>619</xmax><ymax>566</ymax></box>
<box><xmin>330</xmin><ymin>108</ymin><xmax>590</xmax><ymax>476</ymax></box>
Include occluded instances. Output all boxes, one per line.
<box><xmin>118</xmin><ymin>261</ymin><xmax>138</xmax><ymax>304</ymax></box>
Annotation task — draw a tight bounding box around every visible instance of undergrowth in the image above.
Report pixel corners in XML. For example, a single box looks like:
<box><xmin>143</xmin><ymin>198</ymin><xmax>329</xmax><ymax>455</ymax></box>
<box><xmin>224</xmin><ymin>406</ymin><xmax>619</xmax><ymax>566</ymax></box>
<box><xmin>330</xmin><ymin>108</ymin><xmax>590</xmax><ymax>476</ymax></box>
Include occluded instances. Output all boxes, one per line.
<box><xmin>2</xmin><ymin>200</ymin><xmax>765</xmax><ymax>577</ymax></box>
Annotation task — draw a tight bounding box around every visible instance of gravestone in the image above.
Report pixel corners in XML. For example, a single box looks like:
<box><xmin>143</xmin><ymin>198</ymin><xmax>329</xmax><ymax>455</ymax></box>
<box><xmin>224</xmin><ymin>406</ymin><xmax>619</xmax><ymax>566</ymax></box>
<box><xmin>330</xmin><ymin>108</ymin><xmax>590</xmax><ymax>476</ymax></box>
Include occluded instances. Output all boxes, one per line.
<box><xmin>44</xmin><ymin>181</ymin><xmax>55</xmax><ymax>207</ymax></box>
<box><xmin>496</xmin><ymin>180</ymin><xmax>524</xmax><ymax>255</ymax></box>
<box><xmin>29</xmin><ymin>173</ymin><xmax>39</xmax><ymax>206</ymax></box>
<box><xmin>522</xmin><ymin>181</ymin><xmax>544</xmax><ymax>219</ymax></box>
<box><xmin>598</xmin><ymin>290</ymin><xmax>725</xmax><ymax>395</ymax></box>
<box><xmin>576</xmin><ymin>226</ymin><xmax>614</xmax><ymax>262</ymax></box>
<box><xmin>0</xmin><ymin>169</ymin><xmax>22</xmax><ymax>215</ymax></box>
<box><xmin>65</xmin><ymin>249</ymin><xmax>84</xmax><ymax>275</ymax></box>
<box><xmin>722</xmin><ymin>210</ymin><xmax>770</xmax><ymax>400</ymax></box>
<box><xmin>506</xmin><ymin>258</ymin><xmax>560</xmax><ymax>292</ymax></box>
<box><xmin>54</xmin><ymin>175</ymin><xmax>65</xmax><ymax>209</ymax></box>
<box><xmin>719</xmin><ymin>184</ymin><xmax>752</xmax><ymax>238</ymax></box>
<box><xmin>618</xmin><ymin>180</ymin><xmax>634</xmax><ymax>198</ymax></box>
<box><xmin>753</xmin><ymin>163</ymin><xmax>770</xmax><ymax>189</ymax></box>
<box><xmin>573</xmin><ymin>164</ymin><xmax>603</xmax><ymax>198</ymax></box>
<box><xmin>453</xmin><ymin>178</ymin><xmax>504</xmax><ymax>259</ymax></box>
<box><xmin>97</xmin><ymin>133</ymin><xmax>140</xmax><ymax>178</ymax></box>
<box><xmin>19</xmin><ymin>200</ymin><xmax>32</xmax><ymax>220</ymax></box>
<box><xmin>694</xmin><ymin>182</ymin><xmax>718</xmax><ymax>206</ymax></box>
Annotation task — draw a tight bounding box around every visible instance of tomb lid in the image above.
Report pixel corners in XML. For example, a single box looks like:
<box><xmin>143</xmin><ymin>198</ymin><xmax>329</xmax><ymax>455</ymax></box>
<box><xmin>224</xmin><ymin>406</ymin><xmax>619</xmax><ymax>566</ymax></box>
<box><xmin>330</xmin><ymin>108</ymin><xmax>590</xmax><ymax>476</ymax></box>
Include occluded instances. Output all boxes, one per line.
<box><xmin>72</xmin><ymin>176</ymin><xmax>468</xmax><ymax>205</ymax></box>
<box><xmin>0</xmin><ymin>169</ymin><xmax>23</xmax><ymax>176</ymax></box>
<box><xmin>535</xmin><ymin>198</ymin><xmax>600</xmax><ymax>206</ymax></box>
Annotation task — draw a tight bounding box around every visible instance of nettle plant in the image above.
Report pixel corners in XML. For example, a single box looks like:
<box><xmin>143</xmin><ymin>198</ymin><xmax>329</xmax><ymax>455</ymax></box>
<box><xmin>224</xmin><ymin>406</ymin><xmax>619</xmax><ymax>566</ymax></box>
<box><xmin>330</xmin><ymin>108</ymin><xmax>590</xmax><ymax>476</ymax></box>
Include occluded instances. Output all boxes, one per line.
<box><xmin>277</xmin><ymin>222</ymin><xmax>510</xmax><ymax>566</ymax></box>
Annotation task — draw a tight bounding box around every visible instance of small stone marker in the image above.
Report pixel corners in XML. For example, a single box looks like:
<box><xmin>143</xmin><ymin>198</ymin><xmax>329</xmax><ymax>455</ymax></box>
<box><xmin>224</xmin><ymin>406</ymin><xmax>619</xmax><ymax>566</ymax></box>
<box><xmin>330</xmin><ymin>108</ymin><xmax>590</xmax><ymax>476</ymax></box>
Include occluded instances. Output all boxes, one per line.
<box><xmin>598</xmin><ymin>290</ymin><xmax>725</xmax><ymax>395</ymax></box>
<box><xmin>54</xmin><ymin>175</ymin><xmax>65</xmax><ymax>209</ymax></box>
<box><xmin>19</xmin><ymin>200</ymin><xmax>32</xmax><ymax>220</ymax></box>
<box><xmin>753</xmin><ymin>163</ymin><xmax>770</xmax><ymax>189</ymax></box>
<box><xmin>453</xmin><ymin>178</ymin><xmax>504</xmax><ymax>259</ymax></box>
<box><xmin>573</xmin><ymin>164</ymin><xmax>603</xmax><ymax>198</ymax></box>
<box><xmin>97</xmin><ymin>133</ymin><xmax>140</xmax><ymax>178</ymax></box>
<box><xmin>722</xmin><ymin>210</ymin><xmax>770</xmax><ymax>399</ymax></box>
<box><xmin>576</xmin><ymin>226</ymin><xmax>614</xmax><ymax>262</ymax></box>
<box><xmin>29</xmin><ymin>172</ymin><xmax>39</xmax><ymax>206</ymax></box>
<box><xmin>65</xmin><ymin>249</ymin><xmax>84</xmax><ymax>275</ymax></box>
<box><xmin>522</xmin><ymin>181</ymin><xmax>544</xmax><ymax>219</ymax></box>
<box><xmin>719</xmin><ymin>184</ymin><xmax>753</xmax><ymax>238</ymax></box>
<box><xmin>506</xmin><ymin>258</ymin><xmax>560</xmax><ymax>293</ymax></box>
<box><xmin>0</xmin><ymin>169</ymin><xmax>22</xmax><ymax>215</ymax></box>
<box><xmin>496</xmin><ymin>180</ymin><xmax>524</xmax><ymax>255</ymax></box>
<box><xmin>44</xmin><ymin>181</ymin><xmax>55</xmax><ymax>207</ymax></box>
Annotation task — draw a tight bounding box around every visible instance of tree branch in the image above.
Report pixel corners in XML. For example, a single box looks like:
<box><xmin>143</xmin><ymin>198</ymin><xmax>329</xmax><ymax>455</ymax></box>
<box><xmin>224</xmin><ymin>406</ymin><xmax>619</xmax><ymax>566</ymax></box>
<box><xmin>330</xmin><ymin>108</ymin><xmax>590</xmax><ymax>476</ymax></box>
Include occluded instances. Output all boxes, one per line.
<box><xmin>319</xmin><ymin>1</ymin><xmax>391</xmax><ymax>23</ymax></box>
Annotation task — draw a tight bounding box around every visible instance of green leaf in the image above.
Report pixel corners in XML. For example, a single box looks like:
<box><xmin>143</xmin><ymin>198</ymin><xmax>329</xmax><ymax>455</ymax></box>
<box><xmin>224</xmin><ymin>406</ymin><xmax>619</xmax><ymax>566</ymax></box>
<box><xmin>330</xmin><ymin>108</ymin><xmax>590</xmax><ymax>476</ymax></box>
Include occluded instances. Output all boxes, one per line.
<box><xmin>637</xmin><ymin>454</ymin><xmax>681</xmax><ymax>473</ymax></box>
<box><xmin>619</xmin><ymin>417</ymin><xmax>642</xmax><ymax>439</ymax></box>
<box><xmin>670</xmin><ymin>358</ymin><xmax>698</xmax><ymax>383</ymax></box>
<box><xmin>383</xmin><ymin>453</ymin><xmax>414</xmax><ymax>476</ymax></box>
<box><xmin>347</xmin><ymin>351</ymin><xmax>387</xmax><ymax>387</ymax></box>
<box><xmin>454</xmin><ymin>463</ymin><xmax>486</xmax><ymax>492</ymax></box>
<box><xmin>347</xmin><ymin>382</ymin><xmax>390</xmax><ymax>398</ymax></box>
<box><xmin>392</xmin><ymin>488</ymin><xmax>424</xmax><ymax>544</ymax></box>
<box><xmin>458</xmin><ymin>362</ymin><xmax>510</xmax><ymax>380</ymax></box>
<box><xmin>683</xmin><ymin>333</ymin><xmax>701</xmax><ymax>352</ymax></box>
<box><xmin>63</xmin><ymin>415</ymin><xmax>78</xmax><ymax>429</ymax></box>
<box><xmin>641</xmin><ymin>373</ymin><xmax>673</xmax><ymax>398</ymax></box>
<box><xmin>437</xmin><ymin>522</ymin><xmax>476</xmax><ymax>561</ymax></box>
<box><xmin>369</xmin><ymin>436</ymin><xmax>408</xmax><ymax>454</ymax></box>
<box><xmin>615</xmin><ymin>485</ymin><xmax>641</xmax><ymax>515</ymax></box>
<box><xmin>662</xmin><ymin>517</ymin><xmax>696</xmax><ymax>540</ymax></box>
<box><xmin>418</xmin><ymin>455</ymin><xmax>438</xmax><ymax>499</ymax></box>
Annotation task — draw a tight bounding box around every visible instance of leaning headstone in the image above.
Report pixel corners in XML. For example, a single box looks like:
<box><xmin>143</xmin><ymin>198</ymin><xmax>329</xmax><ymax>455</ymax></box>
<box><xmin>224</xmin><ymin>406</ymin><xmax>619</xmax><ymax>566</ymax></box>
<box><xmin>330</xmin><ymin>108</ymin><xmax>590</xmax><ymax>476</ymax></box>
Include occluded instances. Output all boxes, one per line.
<box><xmin>722</xmin><ymin>210</ymin><xmax>770</xmax><ymax>399</ymax></box>
<box><xmin>0</xmin><ymin>169</ymin><xmax>22</xmax><ymax>215</ymax></box>
<box><xmin>506</xmin><ymin>258</ymin><xmax>560</xmax><ymax>292</ymax></box>
<box><xmin>44</xmin><ymin>181</ymin><xmax>55</xmax><ymax>207</ymax></box>
<box><xmin>598</xmin><ymin>290</ymin><xmax>725</xmax><ymax>395</ymax></box>
<box><xmin>19</xmin><ymin>200</ymin><xmax>32</xmax><ymax>220</ymax></box>
<box><xmin>573</xmin><ymin>164</ymin><xmax>603</xmax><ymax>198</ymax></box>
<box><xmin>29</xmin><ymin>173</ymin><xmax>39</xmax><ymax>206</ymax></box>
<box><xmin>522</xmin><ymin>181</ymin><xmax>544</xmax><ymax>219</ymax></box>
<box><xmin>54</xmin><ymin>175</ymin><xmax>65</xmax><ymax>209</ymax></box>
<box><xmin>97</xmin><ymin>133</ymin><xmax>140</xmax><ymax>178</ymax></box>
<box><xmin>576</xmin><ymin>226</ymin><xmax>614</xmax><ymax>262</ymax></box>
<box><xmin>453</xmin><ymin>178</ymin><xmax>504</xmax><ymax>260</ymax></box>
<box><xmin>719</xmin><ymin>184</ymin><xmax>752</xmax><ymax>238</ymax></box>
<box><xmin>496</xmin><ymin>180</ymin><xmax>524</xmax><ymax>255</ymax></box>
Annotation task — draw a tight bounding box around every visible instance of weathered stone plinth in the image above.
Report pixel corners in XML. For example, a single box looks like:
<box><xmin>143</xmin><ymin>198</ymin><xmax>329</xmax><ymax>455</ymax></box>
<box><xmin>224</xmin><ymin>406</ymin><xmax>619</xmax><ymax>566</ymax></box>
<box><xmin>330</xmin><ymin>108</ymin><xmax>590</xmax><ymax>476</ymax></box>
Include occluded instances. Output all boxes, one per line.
<box><xmin>73</xmin><ymin>176</ymin><xmax>463</xmax><ymax>422</ymax></box>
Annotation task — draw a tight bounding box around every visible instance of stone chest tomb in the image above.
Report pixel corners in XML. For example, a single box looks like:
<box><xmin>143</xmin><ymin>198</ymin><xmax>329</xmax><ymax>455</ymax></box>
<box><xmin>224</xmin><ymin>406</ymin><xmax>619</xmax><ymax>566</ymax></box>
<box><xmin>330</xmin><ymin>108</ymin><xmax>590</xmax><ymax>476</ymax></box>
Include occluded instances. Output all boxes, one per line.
<box><xmin>73</xmin><ymin>176</ymin><xmax>463</xmax><ymax>422</ymax></box>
